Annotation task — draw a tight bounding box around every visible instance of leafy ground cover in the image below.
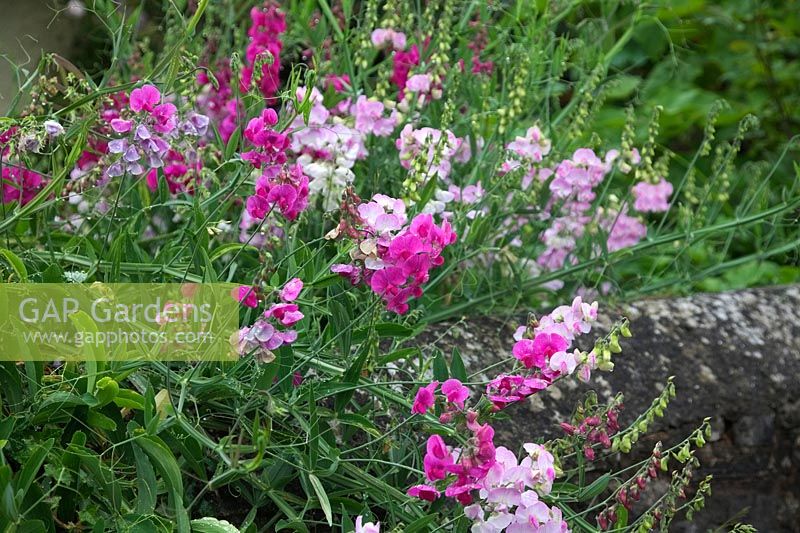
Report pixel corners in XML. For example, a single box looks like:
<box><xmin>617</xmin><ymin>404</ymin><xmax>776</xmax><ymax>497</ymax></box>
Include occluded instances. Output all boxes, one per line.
<box><xmin>0</xmin><ymin>1</ymin><xmax>795</xmax><ymax>531</ymax></box>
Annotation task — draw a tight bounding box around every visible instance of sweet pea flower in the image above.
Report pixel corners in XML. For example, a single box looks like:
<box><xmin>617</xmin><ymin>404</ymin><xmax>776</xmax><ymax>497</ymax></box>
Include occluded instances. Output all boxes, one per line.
<box><xmin>405</xmin><ymin>74</ymin><xmax>432</xmax><ymax>93</ymax></box>
<box><xmin>605</xmin><ymin>210</ymin><xmax>647</xmax><ymax>252</ymax></box>
<box><xmin>279</xmin><ymin>278</ymin><xmax>303</xmax><ymax>302</ymax></box>
<box><xmin>549</xmin><ymin>349</ymin><xmax>581</xmax><ymax>376</ymax></box>
<box><xmin>234</xmin><ymin>286</ymin><xmax>259</xmax><ymax>308</ymax></box>
<box><xmin>512</xmin><ymin>332</ymin><xmax>568</xmax><ymax>369</ymax></box>
<box><xmin>423</xmin><ymin>434</ymin><xmax>455</xmax><ymax>481</ymax></box>
<box><xmin>129</xmin><ymin>84</ymin><xmax>161</xmax><ymax>113</ymax></box>
<box><xmin>354</xmin><ymin>516</ymin><xmax>380</xmax><ymax>533</ymax></box>
<box><xmin>265</xmin><ymin>303</ymin><xmax>304</xmax><ymax>326</ymax></box>
<box><xmin>407</xmin><ymin>484</ymin><xmax>441</xmax><ymax>502</ymax></box>
<box><xmin>632</xmin><ymin>178</ymin><xmax>673</xmax><ymax>213</ymax></box>
<box><xmin>371</xmin><ymin>28</ymin><xmax>406</xmax><ymax>50</ymax></box>
<box><xmin>486</xmin><ymin>374</ymin><xmax>548</xmax><ymax>410</ymax></box>
<box><xmin>44</xmin><ymin>120</ymin><xmax>64</xmax><ymax>138</ymax></box>
<box><xmin>412</xmin><ymin>381</ymin><xmax>438</xmax><ymax>415</ymax></box>
<box><xmin>441</xmin><ymin>379</ymin><xmax>470</xmax><ymax>409</ymax></box>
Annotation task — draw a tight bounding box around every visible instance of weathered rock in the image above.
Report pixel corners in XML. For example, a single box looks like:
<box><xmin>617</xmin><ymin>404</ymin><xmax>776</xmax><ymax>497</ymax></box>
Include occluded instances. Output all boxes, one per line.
<box><xmin>419</xmin><ymin>285</ymin><xmax>800</xmax><ymax>531</ymax></box>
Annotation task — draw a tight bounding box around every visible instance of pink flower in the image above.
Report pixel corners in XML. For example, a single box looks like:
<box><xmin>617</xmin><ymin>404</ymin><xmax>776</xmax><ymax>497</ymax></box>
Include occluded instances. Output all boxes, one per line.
<box><xmin>331</xmin><ymin>263</ymin><xmax>361</xmax><ymax>285</ymax></box>
<box><xmin>506</xmin><ymin>126</ymin><xmax>551</xmax><ymax>162</ymax></box>
<box><xmin>352</xmin><ymin>96</ymin><xmax>396</xmax><ymax>137</ymax></box>
<box><xmin>632</xmin><ymin>178</ymin><xmax>673</xmax><ymax>213</ymax></box>
<box><xmin>265</xmin><ymin>303</ymin><xmax>304</xmax><ymax>326</ymax></box>
<box><xmin>604</xmin><ymin>210</ymin><xmax>647</xmax><ymax>252</ymax></box>
<box><xmin>354</xmin><ymin>516</ymin><xmax>380</xmax><ymax>533</ymax></box>
<box><xmin>407</xmin><ymin>484</ymin><xmax>441</xmax><ymax>502</ymax></box>
<box><xmin>247</xmin><ymin>163</ymin><xmax>309</xmax><ymax>221</ymax></box>
<box><xmin>279</xmin><ymin>278</ymin><xmax>303</xmax><ymax>302</ymax></box>
<box><xmin>129</xmin><ymin>84</ymin><xmax>161</xmax><ymax>113</ymax></box>
<box><xmin>486</xmin><ymin>375</ymin><xmax>548</xmax><ymax>409</ymax></box>
<box><xmin>406</xmin><ymin>74</ymin><xmax>432</xmax><ymax>93</ymax></box>
<box><xmin>2</xmin><ymin>166</ymin><xmax>44</xmax><ymax>206</ymax></box>
<box><xmin>441</xmin><ymin>379</ymin><xmax>469</xmax><ymax>409</ymax></box>
<box><xmin>423</xmin><ymin>434</ymin><xmax>454</xmax><ymax>481</ymax></box>
<box><xmin>549</xmin><ymin>349</ymin><xmax>581</xmax><ymax>376</ymax></box>
<box><xmin>110</xmin><ymin>118</ymin><xmax>133</xmax><ymax>133</ymax></box>
<box><xmin>371</xmin><ymin>28</ymin><xmax>406</xmax><ymax>50</ymax></box>
<box><xmin>152</xmin><ymin>103</ymin><xmax>177</xmax><ymax>134</ymax></box>
<box><xmin>412</xmin><ymin>381</ymin><xmax>438</xmax><ymax>415</ymax></box>
<box><xmin>512</xmin><ymin>333</ymin><xmax>568</xmax><ymax>369</ymax></box>
<box><xmin>234</xmin><ymin>286</ymin><xmax>259</xmax><ymax>308</ymax></box>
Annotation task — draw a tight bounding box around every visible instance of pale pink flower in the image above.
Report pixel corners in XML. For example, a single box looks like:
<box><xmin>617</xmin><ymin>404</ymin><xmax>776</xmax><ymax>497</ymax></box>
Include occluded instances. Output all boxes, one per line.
<box><xmin>355</xmin><ymin>516</ymin><xmax>380</xmax><ymax>533</ymax></box>
<box><xmin>279</xmin><ymin>278</ymin><xmax>303</xmax><ymax>302</ymax></box>
<box><xmin>632</xmin><ymin>178</ymin><xmax>673</xmax><ymax>212</ymax></box>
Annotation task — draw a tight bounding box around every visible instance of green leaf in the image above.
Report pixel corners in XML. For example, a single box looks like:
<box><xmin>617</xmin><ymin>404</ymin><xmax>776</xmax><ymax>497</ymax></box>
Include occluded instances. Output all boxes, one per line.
<box><xmin>190</xmin><ymin>517</ymin><xmax>241</xmax><ymax>533</ymax></box>
<box><xmin>377</xmin><ymin>347</ymin><xmax>420</xmax><ymax>365</ymax></box>
<box><xmin>134</xmin><ymin>434</ymin><xmax>190</xmax><ymax>533</ymax></box>
<box><xmin>0</xmin><ymin>248</ymin><xmax>28</xmax><ymax>282</ymax></box>
<box><xmin>578</xmin><ymin>473</ymin><xmax>610</xmax><ymax>501</ymax></box>
<box><xmin>334</xmin><ymin>348</ymin><xmax>368</xmax><ymax>413</ymax></box>
<box><xmin>15</xmin><ymin>438</ymin><xmax>54</xmax><ymax>506</ymax></box>
<box><xmin>132</xmin><ymin>442</ymin><xmax>157</xmax><ymax>515</ymax></box>
<box><xmin>308</xmin><ymin>474</ymin><xmax>332</xmax><ymax>526</ymax></box>
<box><xmin>450</xmin><ymin>348</ymin><xmax>467</xmax><ymax>382</ymax></box>
<box><xmin>432</xmin><ymin>350</ymin><xmax>449</xmax><ymax>381</ymax></box>
<box><xmin>209</xmin><ymin>243</ymin><xmax>259</xmax><ymax>262</ymax></box>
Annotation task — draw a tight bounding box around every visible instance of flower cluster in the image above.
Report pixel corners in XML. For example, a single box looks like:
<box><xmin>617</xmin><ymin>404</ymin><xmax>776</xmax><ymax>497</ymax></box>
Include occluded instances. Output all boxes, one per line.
<box><xmin>241</xmin><ymin>108</ymin><xmax>289</xmax><ymax>169</ymax></box>
<box><xmin>234</xmin><ymin>277</ymin><xmax>304</xmax><ymax>362</ymax></box>
<box><xmin>330</xmin><ymin>194</ymin><xmax>457</xmax><ymax>314</ymax></box>
<box><xmin>406</xmin><ymin>299</ymin><xmax>613</xmax><ymax>533</ymax></box>
<box><xmin>560</xmin><ymin>399</ymin><xmax>623</xmax><ymax>461</ymax></box>
<box><xmin>239</xmin><ymin>107</ymin><xmax>309</xmax><ymax>222</ymax></box>
<box><xmin>104</xmin><ymin>85</ymin><xmax>208</xmax><ymax>191</ymax></box>
<box><xmin>464</xmin><ymin>445</ymin><xmax>567</xmax><ymax>533</ymax></box>
<box><xmin>240</xmin><ymin>2</ymin><xmax>287</xmax><ymax>101</ymax></box>
<box><xmin>396</xmin><ymin>124</ymin><xmax>465</xmax><ymax>181</ymax></box>
<box><xmin>247</xmin><ymin>163</ymin><xmax>309</xmax><ymax>221</ymax></box>
<box><xmin>288</xmin><ymin>87</ymin><xmax>366</xmax><ymax>211</ymax></box>
<box><xmin>390</xmin><ymin>45</ymin><xmax>420</xmax><ymax>96</ymax></box>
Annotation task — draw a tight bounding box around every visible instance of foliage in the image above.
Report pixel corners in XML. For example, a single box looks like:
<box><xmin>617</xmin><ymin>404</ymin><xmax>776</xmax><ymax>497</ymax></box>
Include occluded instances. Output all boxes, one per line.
<box><xmin>0</xmin><ymin>0</ymin><xmax>794</xmax><ymax>531</ymax></box>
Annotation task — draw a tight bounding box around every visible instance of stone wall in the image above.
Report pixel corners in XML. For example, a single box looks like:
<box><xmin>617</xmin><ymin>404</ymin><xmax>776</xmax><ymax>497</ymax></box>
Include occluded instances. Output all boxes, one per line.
<box><xmin>421</xmin><ymin>286</ymin><xmax>800</xmax><ymax>531</ymax></box>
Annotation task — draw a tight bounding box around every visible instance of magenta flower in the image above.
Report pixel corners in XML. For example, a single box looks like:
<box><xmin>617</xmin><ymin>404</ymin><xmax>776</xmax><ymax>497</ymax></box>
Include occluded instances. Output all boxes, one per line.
<box><xmin>129</xmin><ymin>84</ymin><xmax>161</xmax><ymax>113</ymax></box>
<box><xmin>486</xmin><ymin>374</ymin><xmax>548</xmax><ymax>410</ymax></box>
<box><xmin>1</xmin><ymin>166</ymin><xmax>44</xmax><ymax>206</ymax></box>
<box><xmin>423</xmin><ymin>434</ymin><xmax>454</xmax><ymax>481</ymax></box>
<box><xmin>246</xmin><ymin>163</ymin><xmax>309</xmax><ymax>221</ymax></box>
<box><xmin>512</xmin><ymin>332</ymin><xmax>568</xmax><ymax>369</ymax></box>
<box><xmin>265</xmin><ymin>303</ymin><xmax>303</xmax><ymax>327</ymax></box>
<box><xmin>279</xmin><ymin>278</ymin><xmax>303</xmax><ymax>302</ymax></box>
<box><xmin>234</xmin><ymin>286</ymin><xmax>259</xmax><ymax>308</ymax></box>
<box><xmin>407</xmin><ymin>484</ymin><xmax>441</xmax><ymax>502</ymax></box>
<box><xmin>412</xmin><ymin>381</ymin><xmax>438</xmax><ymax>415</ymax></box>
<box><xmin>441</xmin><ymin>379</ymin><xmax>469</xmax><ymax>409</ymax></box>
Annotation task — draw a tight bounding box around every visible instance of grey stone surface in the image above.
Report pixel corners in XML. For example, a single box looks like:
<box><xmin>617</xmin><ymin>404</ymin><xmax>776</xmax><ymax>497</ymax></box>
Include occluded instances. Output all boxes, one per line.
<box><xmin>418</xmin><ymin>285</ymin><xmax>800</xmax><ymax>531</ymax></box>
